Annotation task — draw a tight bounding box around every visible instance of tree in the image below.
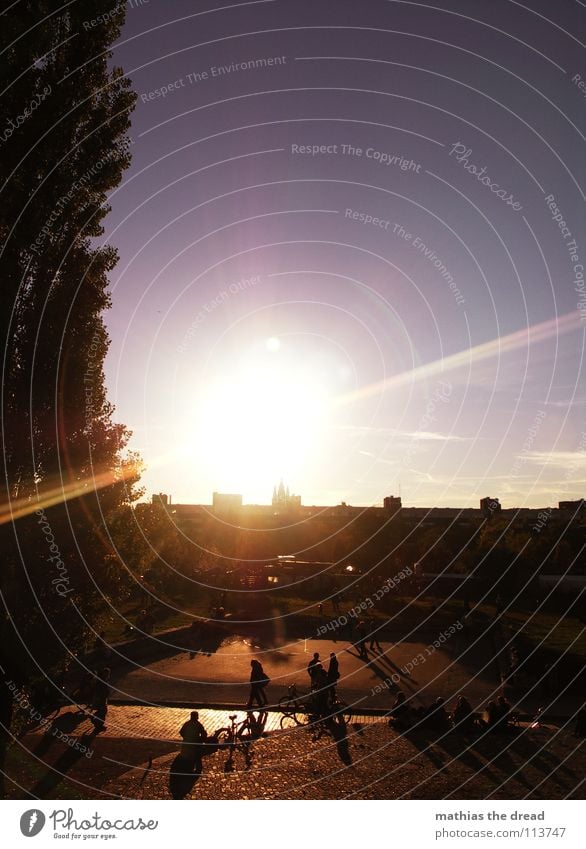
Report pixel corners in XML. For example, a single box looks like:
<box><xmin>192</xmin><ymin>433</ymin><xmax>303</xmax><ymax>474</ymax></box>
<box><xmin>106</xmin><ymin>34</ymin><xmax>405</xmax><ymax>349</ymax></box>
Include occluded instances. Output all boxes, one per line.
<box><xmin>0</xmin><ymin>1</ymin><xmax>139</xmax><ymax>766</ymax></box>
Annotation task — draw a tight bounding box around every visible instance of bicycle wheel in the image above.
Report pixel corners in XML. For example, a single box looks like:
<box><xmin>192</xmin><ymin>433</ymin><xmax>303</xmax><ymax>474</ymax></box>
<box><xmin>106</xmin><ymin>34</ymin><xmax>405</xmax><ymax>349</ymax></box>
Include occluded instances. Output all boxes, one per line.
<box><xmin>278</xmin><ymin>699</ymin><xmax>297</xmax><ymax>716</ymax></box>
<box><xmin>295</xmin><ymin>710</ymin><xmax>313</xmax><ymax>728</ymax></box>
<box><xmin>215</xmin><ymin>727</ymin><xmax>233</xmax><ymax>747</ymax></box>
<box><xmin>236</xmin><ymin>721</ymin><xmax>254</xmax><ymax>743</ymax></box>
<box><xmin>280</xmin><ymin>714</ymin><xmax>298</xmax><ymax>730</ymax></box>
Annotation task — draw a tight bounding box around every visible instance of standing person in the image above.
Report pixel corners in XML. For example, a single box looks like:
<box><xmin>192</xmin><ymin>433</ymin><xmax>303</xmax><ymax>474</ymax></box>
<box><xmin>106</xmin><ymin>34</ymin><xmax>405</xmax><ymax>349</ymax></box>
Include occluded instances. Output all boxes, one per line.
<box><xmin>307</xmin><ymin>652</ymin><xmax>321</xmax><ymax>686</ymax></box>
<box><xmin>368</xmin><ymin>618</ymin><xmax>382</xmax><ymax>652</ymax></box>
<box><xmin>247</xmin><ymin>660</ymin><xmax>270</xmax><ymax>707</ymax></box>
<box><xmin>91</xmin><ymin>668</ymin><xmax>111</xmax><ymax>734</ymax></box>
<box><xmin>309</xmin><ymin>664</ymin><xmax>330</xmax><ymax>718</ymax></box>
<box><xmin>326</xmin><ymin>652</ymin><xmax>340</xmax><ymax>702</ymax></box>
<box><xmin>355</xmin><ymin>621</ymin><xmax>367</xmax><ymax>658</ymax></box>
<box><xmin>179</xmin><ymin>711</ymin><xmax>208</xmax><ymax>773</ymax></box>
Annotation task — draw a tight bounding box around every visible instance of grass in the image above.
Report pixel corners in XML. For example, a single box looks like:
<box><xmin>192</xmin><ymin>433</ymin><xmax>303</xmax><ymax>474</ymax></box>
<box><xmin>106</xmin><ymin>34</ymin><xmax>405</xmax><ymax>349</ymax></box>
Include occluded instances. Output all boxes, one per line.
<box><xmin>503</xmin><ymin>610</ymin><xmax>586</xmax><ymax>659</ymax></box>
<box><xmin>95</xmin><ymin>592</ymin><xmax>585</xmax><ymax>666</ymax></box>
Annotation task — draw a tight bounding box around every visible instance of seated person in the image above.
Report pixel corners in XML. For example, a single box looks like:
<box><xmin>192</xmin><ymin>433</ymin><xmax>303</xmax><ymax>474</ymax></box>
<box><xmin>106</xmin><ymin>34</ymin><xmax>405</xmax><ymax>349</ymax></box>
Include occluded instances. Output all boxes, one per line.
<box><xmin>453</xmin><ymin>695</ymin><xmax>476</xmax><ymax>733</ymax></box>
<box><xmin>388</xmin><ymin>691</ymin><xmax>411</xmax><ymax>728</ymax></box>
<box><xmin>424</xmin><ymin>697</ymin><xmax>450</xmax><ymax>733</ymax></box>
<box><xmin>494</xmin><ymin>695</ymin><xmax>513</xmax><ymax>730</ymax></box>
<box><xmin>484</xmin><ymin>700</ymin><xmax>500</xmax><ymax>730</ymax></box>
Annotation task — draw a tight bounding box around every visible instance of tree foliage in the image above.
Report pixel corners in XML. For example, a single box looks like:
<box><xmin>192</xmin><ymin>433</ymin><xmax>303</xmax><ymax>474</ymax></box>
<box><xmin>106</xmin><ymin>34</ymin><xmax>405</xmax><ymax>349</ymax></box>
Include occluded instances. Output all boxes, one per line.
<box><xmin>0</xmin><ymin>2</ymin><xmax>140</xmax><ymax>696</ymax></box>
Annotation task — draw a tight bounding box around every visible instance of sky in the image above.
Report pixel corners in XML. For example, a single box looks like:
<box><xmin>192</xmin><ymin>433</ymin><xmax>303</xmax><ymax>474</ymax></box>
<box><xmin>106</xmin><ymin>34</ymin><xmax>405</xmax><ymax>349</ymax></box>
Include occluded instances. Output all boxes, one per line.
<box><xmin>101</xmin><ymin>0</ymin><xmax>586</xmax><ymax>508</ymax></box>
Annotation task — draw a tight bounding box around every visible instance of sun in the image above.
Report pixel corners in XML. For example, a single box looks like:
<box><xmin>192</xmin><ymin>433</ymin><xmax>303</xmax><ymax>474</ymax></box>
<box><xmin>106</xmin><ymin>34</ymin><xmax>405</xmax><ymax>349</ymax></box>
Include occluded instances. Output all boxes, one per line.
<box><xmin>189</xmin><ymin>354</ymin><xmax>331</xmax><ymax>500</ymax></box>
<box><xmin>265</xmin><ymin>336</ymin><xmax>281</xmax><ymax>352</ymax></box>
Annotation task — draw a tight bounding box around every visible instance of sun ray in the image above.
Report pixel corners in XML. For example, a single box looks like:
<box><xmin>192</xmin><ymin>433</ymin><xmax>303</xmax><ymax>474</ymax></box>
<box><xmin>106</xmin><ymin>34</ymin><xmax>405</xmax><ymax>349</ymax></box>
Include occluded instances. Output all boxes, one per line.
<box><xmin>335</xmin><ymin>311</ymin><xmax>581</xmax><ymax>407</ymax></box>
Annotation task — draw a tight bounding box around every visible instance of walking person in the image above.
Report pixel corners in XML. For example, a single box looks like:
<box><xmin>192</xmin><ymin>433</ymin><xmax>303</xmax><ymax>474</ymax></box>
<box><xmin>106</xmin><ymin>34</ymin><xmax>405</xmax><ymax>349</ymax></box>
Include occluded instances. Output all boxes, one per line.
<box><xmin>368</xmin><ymin>617</ymin><xmax>382</xmax><ymax>652</ymax></box>
<box><xmin>90</xmin><ymin>668</ymin><xmax>111</xmax><ymax>734</ymax></box>
<box><xmin>179</xmin><ymin>711</ymin><xmax>208</xmax><ymax>773</ymax></box>
<box><xmin>247</xmin><ymin>659</ymin><xmax>270</xmax><ymax>707</ymax></box>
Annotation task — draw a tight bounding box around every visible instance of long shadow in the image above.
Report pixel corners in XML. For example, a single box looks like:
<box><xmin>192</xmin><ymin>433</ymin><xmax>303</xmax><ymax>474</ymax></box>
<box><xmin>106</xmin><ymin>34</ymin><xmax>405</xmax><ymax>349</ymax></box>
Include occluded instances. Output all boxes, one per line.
<box><xmin>30</xmin><ymin>709</ymin><xmax>93</xmax><ymax>759</ymax></box>
<box><xmin>520</xmin><ymin>739</ymin><xmax>580</xmax><ymax>781</ymax></box>
<box><xmin>495</xmin><ymin>730</ymin><xmax>581</xmax><ymax>794</ymax></box>
<box><xmin>462</xmin><ymin>729</ymin><xmax>541</xmax><ymax>793</ymax></box>
<box><xmin>400</xmin><ymin>727</ymin><xmax>447</xmax><ymax>772</ymax></box>
<box><xmin>432</xmin><ymin>729</ymin><xmax>503</xmax><ymax>784</ymax></box>
<box><xmin>371</xmin><ymin>658</ymin><xmax>419</xmax><ymax>689</ymax></box>
<box><xmin>345</xmin><ymin>647</ymin><xmax>418</xmax><ymax>692</ymax></box>
<box><xmin>370</xmin><ymin>649</ymin><xmax>418</xmax><ymax>683</ymax></box>
<box><xmin>29</xmin><ymin>732</ymin><xmax>96</xmax><ymax>798</ymax></box>
<box><xmin>168</xmin><ymin>754</ymin><xmax>201</xmax><ymax>799</ymax></box>
<box><xmin>323</xmin><ymin>716</ymin><xmax>352</xmax><ymax>766</ymax></box>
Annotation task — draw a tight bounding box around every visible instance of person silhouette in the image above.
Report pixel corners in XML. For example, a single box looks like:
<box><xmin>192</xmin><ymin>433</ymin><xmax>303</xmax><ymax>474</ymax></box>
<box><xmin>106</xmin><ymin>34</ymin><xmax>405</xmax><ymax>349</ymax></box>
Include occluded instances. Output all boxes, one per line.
<box><xmin>247</xmin><ymin>660</ymin><xmax>269</xmax><ymax>707</ymax></box>
<box><xmin>307</xmin><ymin>652</ymin><xmax>321</xmax><ymax>686</ymax></box>
<box><xmin>90</xmin><ymin>668</ymin><xmax>111</xmax><ymax>734</ymax></box>
<box><xmin>326</xmin><ymin>652</ymin><xmax>340</xmax><ymax>702</ymax></box>
<box><xmin>179</xmin><ymin>711</ymin><xmax>208</xmax><ymax>773</ymax></box>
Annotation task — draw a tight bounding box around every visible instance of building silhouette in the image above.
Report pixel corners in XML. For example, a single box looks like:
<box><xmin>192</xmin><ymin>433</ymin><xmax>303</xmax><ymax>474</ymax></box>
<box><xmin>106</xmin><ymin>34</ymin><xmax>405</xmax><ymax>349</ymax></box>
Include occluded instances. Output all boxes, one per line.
<box><xmin>272</xmin><ymin>480</ymin><xmax>301</xmax><ymax>509</ymax></box>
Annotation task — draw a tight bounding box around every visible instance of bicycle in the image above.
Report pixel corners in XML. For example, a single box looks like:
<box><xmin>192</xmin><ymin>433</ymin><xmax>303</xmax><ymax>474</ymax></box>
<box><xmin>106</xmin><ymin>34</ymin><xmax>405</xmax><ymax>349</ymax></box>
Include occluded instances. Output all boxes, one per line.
<box><xmin>304</xmin><ymin>695</ymin><xmax>353</xmax><ymax>742</ymax></box>
<box><xmin>278</xmin><ymin>683</ymin><xmax>310</xmax><ymax>722</ymax></box>
<box><xmin>216</xmin><ymin>711</ymin><xmax>268</xmax><ymax>747</ymax></box>
<box><xmin>280</xmin><ymin>688</ymin><xmax>351</xmax><ymax>730</ymax></box>
<box><xmin>214</xmin><ymin>711</ymin><xmax>265</xmax><ymax>770</ymax></box>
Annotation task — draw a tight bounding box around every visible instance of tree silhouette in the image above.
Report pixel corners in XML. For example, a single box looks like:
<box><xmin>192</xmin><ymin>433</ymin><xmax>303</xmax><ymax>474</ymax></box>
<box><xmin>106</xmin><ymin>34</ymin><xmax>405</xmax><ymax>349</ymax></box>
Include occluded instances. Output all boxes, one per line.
<box><xmin>0</xmin><ymin>1</ymin><xmax>140</xmax><ymax>770</ymax></box>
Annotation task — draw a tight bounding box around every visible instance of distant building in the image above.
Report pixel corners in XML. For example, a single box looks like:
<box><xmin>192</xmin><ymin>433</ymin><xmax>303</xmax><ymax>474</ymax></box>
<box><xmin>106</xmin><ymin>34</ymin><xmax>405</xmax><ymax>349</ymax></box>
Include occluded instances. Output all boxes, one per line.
<box><xmin>272</xmin><ymin>480</ymin><xmax>301</xmax><ymax>509</ymax></box>
<box><xmin>152</xmin><ymin>493</ymin><xmax>170</xmax><ymax>507</ymax></box>
<box><xmin>480</xmin><ymin>497</ymin><xmax>501</xmax><ymax>517</ymax></box>
<box><xmin>212</xmin><ymin>492</ymin><xmax>242</xmax><ymax>514</ymax></box>
<box><xmin>558</xmin><ymin>499</ymin><xmax>584</xmax><ymax>512</ymax></box>
<box><xmin>383</xmin><ymin>495</ymin><xmax>402</xmax><ymax>513</ymax></box>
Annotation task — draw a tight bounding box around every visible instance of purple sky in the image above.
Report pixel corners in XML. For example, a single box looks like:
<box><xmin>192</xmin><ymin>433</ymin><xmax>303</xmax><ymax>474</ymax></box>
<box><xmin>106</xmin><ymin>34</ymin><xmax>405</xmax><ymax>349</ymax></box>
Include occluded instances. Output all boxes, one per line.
<box><xmin>101</xmin><ymin>0</ymin><xmax>585</xmax><ymax>507</ymax></box>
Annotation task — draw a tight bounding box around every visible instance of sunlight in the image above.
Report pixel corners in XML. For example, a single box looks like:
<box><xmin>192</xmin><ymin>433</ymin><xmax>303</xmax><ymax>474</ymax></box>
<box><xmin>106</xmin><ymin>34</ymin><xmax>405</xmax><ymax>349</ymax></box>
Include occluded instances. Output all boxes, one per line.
<box><xmin>189</xmin><ymin>355</ymin><xmax>331</xmax><ymax>499</ymax></box>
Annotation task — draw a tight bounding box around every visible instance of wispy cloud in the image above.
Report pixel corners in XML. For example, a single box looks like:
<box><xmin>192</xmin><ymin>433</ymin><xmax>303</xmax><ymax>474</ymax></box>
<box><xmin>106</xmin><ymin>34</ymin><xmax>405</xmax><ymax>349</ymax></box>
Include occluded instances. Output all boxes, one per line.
<box><xmin>537</xmin><ymin>398</ymin><xmax>586</xmax><ymax>408</ymax></box>
<box><xmin>518</xmin><ymin>450</ymin><xmax>586</xmax><ymax>468</ymax></box>
<box><xmin>406</xmin><ymin>431</ymin><xmax>472</xmax><ymax>442</ymax></box>
<box><xmin>338</xmin><ymin>424</ymin><xmax>473</xmax><ymax>442</ymax></box>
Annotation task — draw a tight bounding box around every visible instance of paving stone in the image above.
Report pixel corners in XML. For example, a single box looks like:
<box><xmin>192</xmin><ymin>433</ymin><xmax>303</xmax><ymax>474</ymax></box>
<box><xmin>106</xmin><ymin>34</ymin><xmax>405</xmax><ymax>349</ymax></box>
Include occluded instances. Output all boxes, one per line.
<box><xmin>14</xmin><ymin>705</ymin><xmax>585</xmax><ymax>801</ymax></box>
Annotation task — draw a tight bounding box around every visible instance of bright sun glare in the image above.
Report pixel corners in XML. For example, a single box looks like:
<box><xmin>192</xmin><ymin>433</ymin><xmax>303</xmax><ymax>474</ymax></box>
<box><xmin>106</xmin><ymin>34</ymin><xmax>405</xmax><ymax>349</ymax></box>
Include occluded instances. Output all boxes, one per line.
<box><xmin>189</xmin><ymin>345</ymin><xmax>331</xmax><ymax>499</ymax></box>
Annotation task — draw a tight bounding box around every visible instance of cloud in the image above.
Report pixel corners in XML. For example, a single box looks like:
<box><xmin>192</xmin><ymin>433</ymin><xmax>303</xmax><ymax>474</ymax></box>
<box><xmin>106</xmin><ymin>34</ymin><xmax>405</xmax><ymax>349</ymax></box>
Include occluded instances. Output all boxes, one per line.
<box><xmin>406</xmin><ymin>431</ymin><xmax>471</xmax><ymax>442</ymax></box>
<box><xmin>339</xmin><ymin>425</ymin><xmax>473</xmax><ymax>442</ymax></box>
<box><xmin>537</xmin><ymin>398</ymin><xmax>586</xmax><ymax>408</ymax></box>
<box><xmin>517</xmin><ymin>450</ymin><xmax>586</xmax><ymax>468</ymax></box>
